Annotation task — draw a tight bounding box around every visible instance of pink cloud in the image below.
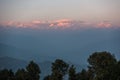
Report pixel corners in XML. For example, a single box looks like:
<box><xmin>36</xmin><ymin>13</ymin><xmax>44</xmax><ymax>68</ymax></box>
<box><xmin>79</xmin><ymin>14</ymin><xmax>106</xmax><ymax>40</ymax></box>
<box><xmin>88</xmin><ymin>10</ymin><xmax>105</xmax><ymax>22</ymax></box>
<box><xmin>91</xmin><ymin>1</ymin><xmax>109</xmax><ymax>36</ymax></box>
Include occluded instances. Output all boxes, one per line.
<box><xmin>32</xmin><ymin>20</ymin><xmax>46</xmax><ymax>24</ymax></box>
<box><xmin>0</xmin><ymin>19</ymin><xmax>119</xmax><ymax>29</ymax></box>
<box><xmin>49</xmin><ymin>23</ymin><xmax>54</xmax><ymax>27</ymax></box>
<box><xmin>48</xmin><ymin>19</ymin><xmax>73</xmax><ymax>29</ymax></box>
<box><xmin>1</xmin><ymin>21</ymin><xmax>21</xmax><ymax>28</ymax></box>
<box><xmin>96</xmin><ymin>22</ymin><xmax>112</xmax><ymax>28</ymax></box>
<box><xmin>57</xmin><ymin>22</ymin><xmax>70</xmax><ymax>27</ymax></box>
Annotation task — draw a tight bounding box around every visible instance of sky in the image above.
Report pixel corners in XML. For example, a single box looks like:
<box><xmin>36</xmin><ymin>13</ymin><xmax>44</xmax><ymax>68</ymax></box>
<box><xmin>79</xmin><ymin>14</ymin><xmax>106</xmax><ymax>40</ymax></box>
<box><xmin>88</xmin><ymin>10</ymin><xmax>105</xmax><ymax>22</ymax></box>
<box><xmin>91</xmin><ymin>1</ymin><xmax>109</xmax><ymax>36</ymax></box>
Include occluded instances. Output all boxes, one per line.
<box><xmin>0</xmin><ymin>0</ymin><xmax>120</xmax><ymax>29</ymax></box>
<box><xmin>0</xmin><ymin>0</ymin><xmax>120</xmax><ymax>64</ymax></box>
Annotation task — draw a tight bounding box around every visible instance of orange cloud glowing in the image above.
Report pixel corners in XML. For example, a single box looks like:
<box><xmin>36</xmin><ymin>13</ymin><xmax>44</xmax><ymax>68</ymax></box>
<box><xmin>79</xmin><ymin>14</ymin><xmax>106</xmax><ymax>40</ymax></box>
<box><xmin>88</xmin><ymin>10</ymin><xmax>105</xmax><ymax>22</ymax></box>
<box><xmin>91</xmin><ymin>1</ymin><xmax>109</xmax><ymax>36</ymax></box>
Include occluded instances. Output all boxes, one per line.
<box><xmin>32</xmin><ymin>20</ymin><xmax>46</xmax><ymax>24</ymax></box>
<box><xmin>97</xmin><ymin>22</ymin><xmax>112</xmax><ymax>28</ymax></box>
<box><xmin>57</xmin><ymin>22</ymin><xmax>70</xmax><ymax>27</ymax></box>
<box><xmin>49</xmin><ymin>19</ymin><xmax>72</xmax><ymax>28</ymax></box>
<box><xmin>0</xmin><ymin>19</ymin><xmax>119</xmax><ymax>29</ymax></box>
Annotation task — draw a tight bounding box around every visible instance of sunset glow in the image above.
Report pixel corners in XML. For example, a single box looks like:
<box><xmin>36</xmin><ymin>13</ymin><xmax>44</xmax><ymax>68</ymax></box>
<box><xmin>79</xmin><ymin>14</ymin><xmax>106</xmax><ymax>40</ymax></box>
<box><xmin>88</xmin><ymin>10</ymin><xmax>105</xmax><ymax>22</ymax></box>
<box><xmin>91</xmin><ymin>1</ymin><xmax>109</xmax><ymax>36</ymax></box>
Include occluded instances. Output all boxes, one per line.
<box><xmin>0</xmin><ymin>0</ymin><xmax>120</xmax><ymax>72</ymax></box>
<box><xmin>0</xmin><ymin>0</ymin><xmax>120</xmax><ymax>29</ymax></box>
<box><xmin>0</xmin><ymin>19</ymin><xmax>119</xmax><ymax>30</ymax></box>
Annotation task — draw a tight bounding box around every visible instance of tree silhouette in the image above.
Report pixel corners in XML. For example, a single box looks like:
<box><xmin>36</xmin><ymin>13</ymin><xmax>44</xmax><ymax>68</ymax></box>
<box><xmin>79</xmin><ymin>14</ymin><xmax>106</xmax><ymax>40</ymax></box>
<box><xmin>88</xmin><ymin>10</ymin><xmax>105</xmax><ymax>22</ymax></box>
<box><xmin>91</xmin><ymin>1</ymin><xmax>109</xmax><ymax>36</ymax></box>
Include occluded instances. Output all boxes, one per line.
<box><xmin>46</xmin><ymin>59</ymin><xmax>69</xmax><ymax>80</ymax></box>
<box><xmin>0</xmin><ymin>69</ymin><xmax>15</xmax><ymax>80</ymax></box>
<box><xmin>9</xmin><ymin>69</ymin><xmax>15</xmax><ymax>80</ymax></box>
<box><xmin>68</xmin><ymin>65</ymin><xmax>77</xmax><ymax>80</ymax></box>
<box><xmin>0</xmin><ymin>51</ymin><xmax>120</xmax><ymax>80</ymax></box>
<box><xmin>43</xmin><ymin>75</ymin><xmax>52</xmax><ymax>80</ymax></box>
<box><xmin>86</xmin><ymin>67</ymin><xmax>94</xmax><ymax>80</ymax></box>
<box><xmin>52</xmin><ymin>59</ymin><xmax>69</xmax><ymax>80</ymax></box>
<box><xmin>26</xmin><ymin>61</ymin><xmax>41</xmax><ymax>80</ymax></box>
<box><xmin>88</xmin><ymin>51</ymin><xmax>117</xmax><ymax>80</ymax></box>
<box><xmin>78</xmin><ymin>69</ymin><xmax>88</xmax><ymax>80</ymax></box>
<box><xmin>52</xmin><ymin>59</ymin><xmax>69</xmax><ymax>75</ymax></box>
<box><xmin>109</xmin><ymin>60</ymin><xmax>120</xmax><ymax>80</ymax></box>
<box><xmin>15</xmin><ymin>69</ymin><xmax>28</xmax><ymax>80</ymax></box>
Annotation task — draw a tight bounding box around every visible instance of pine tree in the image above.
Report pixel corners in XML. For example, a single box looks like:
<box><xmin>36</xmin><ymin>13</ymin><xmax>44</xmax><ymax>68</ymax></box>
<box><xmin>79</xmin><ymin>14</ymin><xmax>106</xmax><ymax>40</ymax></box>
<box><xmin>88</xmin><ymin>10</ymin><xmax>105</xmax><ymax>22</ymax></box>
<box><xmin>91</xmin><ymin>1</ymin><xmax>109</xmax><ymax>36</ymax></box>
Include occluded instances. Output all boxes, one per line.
<box><xmin>26</xmin><ymin>61</ymin><xmax>41</xmax><ymax>80</ymax></box>
<box><xmin>87</xmin><ymin>51</ymin><xmax>117</xmax><ymax>80</ymax></box>
<box><xmin>52</xmin><ymin>59</ymin><xmax>69</xmax><ymax>80</ymax></box>
<box><xmin>15</xmin><ymin>69</ymin><xmax>28</xmax><ymax>80</ymax></box>
<box><xmin>68</xmin><ymin>65</ymin><xmax>77</xmax><ymax>80</ymax></box>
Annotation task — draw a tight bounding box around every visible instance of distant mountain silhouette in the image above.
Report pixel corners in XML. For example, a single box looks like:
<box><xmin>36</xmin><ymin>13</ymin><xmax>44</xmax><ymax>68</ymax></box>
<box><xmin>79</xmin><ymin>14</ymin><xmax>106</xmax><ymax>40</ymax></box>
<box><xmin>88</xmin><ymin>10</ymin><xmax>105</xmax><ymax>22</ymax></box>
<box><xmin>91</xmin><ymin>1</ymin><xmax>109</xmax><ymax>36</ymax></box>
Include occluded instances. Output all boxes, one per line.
<box><xmin>0</xmin><ymin>43</ymin><xmax>61</xmax><ymax>62</ymax></box>
<box><xmin>0</xmin><ymin>56</ymin><xmax>27</xmax><ymax>71</ymax></box>
<box><xmin>0</xmin><ymin>43</ymin><xmax>28</xmax><ymax>57</ymax></box>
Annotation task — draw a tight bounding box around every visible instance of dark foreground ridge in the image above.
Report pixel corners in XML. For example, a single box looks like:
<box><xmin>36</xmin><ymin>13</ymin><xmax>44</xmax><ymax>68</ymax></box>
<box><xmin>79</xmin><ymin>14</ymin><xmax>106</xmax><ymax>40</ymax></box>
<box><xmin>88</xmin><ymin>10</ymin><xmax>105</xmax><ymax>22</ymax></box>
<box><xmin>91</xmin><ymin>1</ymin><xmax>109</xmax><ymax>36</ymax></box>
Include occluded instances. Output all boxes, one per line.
<box><xmin>0</xmin><ymin>51</ymin><xmax>120</xmax><ymax>80</ymax></box>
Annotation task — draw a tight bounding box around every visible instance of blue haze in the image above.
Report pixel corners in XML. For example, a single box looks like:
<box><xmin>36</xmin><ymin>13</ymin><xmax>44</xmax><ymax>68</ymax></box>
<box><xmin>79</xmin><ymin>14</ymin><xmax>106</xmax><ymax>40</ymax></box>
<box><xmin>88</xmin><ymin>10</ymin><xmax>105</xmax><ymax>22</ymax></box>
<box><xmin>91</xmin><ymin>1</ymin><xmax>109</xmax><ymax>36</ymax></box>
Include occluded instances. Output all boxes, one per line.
<box><xmin>0</xmin><ymin>26</ymin><xmax>120</xmax><ymax>64</ymax></box>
